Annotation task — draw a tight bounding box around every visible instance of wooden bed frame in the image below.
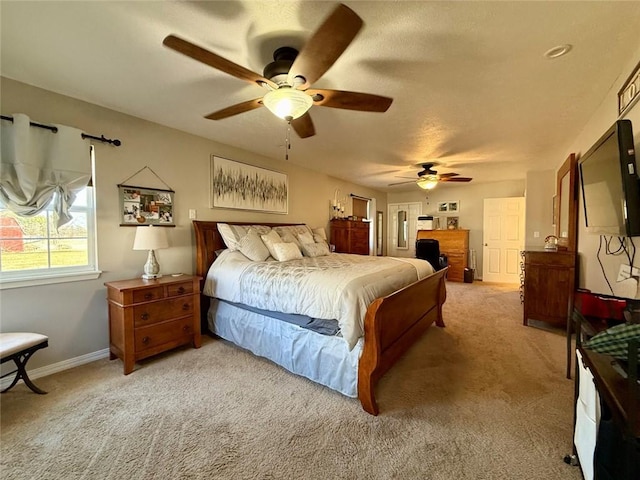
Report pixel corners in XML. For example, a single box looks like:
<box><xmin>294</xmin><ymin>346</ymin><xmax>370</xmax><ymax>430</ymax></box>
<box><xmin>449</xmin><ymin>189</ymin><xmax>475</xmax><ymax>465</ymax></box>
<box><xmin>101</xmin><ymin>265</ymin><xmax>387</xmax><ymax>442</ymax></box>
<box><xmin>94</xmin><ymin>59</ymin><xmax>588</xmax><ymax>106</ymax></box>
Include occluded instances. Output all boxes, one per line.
<box><xmin>193</xmin><ymin>220</ymin><xmax>447</xmax><ymax>415</ymax></box>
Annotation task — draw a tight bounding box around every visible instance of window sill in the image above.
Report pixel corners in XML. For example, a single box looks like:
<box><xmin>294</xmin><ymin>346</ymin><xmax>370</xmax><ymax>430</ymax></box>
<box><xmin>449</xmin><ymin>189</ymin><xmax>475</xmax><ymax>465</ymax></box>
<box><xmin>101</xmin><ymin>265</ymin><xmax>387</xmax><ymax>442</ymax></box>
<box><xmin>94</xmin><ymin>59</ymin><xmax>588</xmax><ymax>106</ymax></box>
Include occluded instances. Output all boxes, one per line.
<box><xmin>0</xmin><ymin>270</ymin><xmax>103</xmax><ymax>290</ymax></box>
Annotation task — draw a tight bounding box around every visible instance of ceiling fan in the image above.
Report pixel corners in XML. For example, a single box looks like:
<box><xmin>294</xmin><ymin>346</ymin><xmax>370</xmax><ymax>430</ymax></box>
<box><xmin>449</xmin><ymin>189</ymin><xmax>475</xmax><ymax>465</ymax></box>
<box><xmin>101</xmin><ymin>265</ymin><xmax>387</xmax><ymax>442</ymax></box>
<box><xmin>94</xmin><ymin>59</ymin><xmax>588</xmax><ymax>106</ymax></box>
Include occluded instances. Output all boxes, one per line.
<box><xmin>388</xmin><ymin>163</ymin><xmax>473</xmax><ymax>189</ymax></box>
<box><xmin>162</xmin><ymin>3</ymin><xmax>393</xmax><ymax>139</ymax></box>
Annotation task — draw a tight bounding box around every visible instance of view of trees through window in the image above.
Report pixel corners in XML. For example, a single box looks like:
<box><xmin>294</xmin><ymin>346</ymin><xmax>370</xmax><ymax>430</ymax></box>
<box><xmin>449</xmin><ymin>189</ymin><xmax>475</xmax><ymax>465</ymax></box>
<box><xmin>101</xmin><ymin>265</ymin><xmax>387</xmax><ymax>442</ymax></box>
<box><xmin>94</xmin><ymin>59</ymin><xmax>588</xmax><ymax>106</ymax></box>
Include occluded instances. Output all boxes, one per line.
<box><xmin>0</xmin><ymin>189</ymin><xmax>91</xmax><ymax>273</ymax></box>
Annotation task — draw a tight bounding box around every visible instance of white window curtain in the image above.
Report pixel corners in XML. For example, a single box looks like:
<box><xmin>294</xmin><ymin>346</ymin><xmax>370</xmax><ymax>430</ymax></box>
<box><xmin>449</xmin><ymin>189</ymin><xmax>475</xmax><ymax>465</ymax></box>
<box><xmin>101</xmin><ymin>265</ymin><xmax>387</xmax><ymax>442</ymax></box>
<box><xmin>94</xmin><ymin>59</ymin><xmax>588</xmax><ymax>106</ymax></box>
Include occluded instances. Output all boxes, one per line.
<box><xmin>0</xmin><ymin>113</ymin><xmax>91</xmax><ymax>228</ymax></box>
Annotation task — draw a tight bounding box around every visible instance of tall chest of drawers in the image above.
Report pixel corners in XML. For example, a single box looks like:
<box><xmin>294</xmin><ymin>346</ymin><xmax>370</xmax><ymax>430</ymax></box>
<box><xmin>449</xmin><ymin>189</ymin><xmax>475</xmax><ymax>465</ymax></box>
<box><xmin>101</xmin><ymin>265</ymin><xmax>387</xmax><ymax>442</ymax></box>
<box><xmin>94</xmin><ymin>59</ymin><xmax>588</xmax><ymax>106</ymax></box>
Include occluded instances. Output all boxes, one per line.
<box><xmin>330</xmin><ymin>219</ymin><xmax>370</xmax><ymax>255</ymax></box>
<box><xmin>105</xmin><ymin>275</ymin><xmax>201</xmax><ymax>374</ymax></box>
<box><xmin>417</xmin><ymin>229</ymin><xmax>469</xmax><ymax>282</ymax></box>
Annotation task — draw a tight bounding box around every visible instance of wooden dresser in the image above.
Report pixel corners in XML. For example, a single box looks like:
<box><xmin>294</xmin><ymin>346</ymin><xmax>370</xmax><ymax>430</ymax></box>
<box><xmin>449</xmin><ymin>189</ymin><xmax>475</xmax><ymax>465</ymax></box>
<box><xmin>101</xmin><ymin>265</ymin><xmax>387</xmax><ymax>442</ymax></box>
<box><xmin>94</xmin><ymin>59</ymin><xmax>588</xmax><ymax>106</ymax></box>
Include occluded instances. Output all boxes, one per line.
<box><xmin>331</xmin><ymin>219</ymin><xmax>370</xmax><ymax>255</ymax></box>
<box><xmin>417</xmin><ymin>229</ymin><xmax>469</xmax><ymax>282</ymax></box>
<box><xmin>521</xmin><ymin>250</ymin><xmax>576</xmax><ymax>328</ymax></box>
<box><xmin>105</xmin><ymin>275</ymin><xmax>201</xmax><ymax>374</ymax></box>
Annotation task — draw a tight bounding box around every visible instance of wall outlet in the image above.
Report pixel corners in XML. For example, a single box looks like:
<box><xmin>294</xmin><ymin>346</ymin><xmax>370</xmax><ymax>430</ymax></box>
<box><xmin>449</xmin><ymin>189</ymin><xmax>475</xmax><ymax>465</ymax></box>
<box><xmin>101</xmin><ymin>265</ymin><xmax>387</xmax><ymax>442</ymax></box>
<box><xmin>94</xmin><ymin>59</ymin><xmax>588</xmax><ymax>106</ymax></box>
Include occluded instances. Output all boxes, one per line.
<box><xmin>188</xmin><ymin>209</ymin><xmax>197</xmax><ymax>220</ymax></box>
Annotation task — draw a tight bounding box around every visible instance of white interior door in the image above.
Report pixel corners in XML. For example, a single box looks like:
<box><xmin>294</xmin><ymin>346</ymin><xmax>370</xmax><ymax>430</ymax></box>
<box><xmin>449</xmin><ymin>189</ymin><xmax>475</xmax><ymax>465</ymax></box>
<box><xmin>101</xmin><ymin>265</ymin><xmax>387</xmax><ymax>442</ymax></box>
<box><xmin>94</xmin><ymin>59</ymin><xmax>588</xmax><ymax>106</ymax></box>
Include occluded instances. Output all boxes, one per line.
<box><xmin>482</xmin><ymin>197</ymin><xmax>525</xmax><ymax>283</ymax></box>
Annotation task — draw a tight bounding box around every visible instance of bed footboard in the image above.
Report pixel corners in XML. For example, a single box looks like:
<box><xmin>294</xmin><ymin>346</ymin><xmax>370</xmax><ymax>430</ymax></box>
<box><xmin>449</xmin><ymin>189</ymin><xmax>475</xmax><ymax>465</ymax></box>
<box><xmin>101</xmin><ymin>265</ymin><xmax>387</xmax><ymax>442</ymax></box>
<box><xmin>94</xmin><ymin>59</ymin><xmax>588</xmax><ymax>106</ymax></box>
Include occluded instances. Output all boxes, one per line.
<box><xmin>358</xmin><ymin>267</ymin><xmax>447</xmax><ymax>415</ymax></box>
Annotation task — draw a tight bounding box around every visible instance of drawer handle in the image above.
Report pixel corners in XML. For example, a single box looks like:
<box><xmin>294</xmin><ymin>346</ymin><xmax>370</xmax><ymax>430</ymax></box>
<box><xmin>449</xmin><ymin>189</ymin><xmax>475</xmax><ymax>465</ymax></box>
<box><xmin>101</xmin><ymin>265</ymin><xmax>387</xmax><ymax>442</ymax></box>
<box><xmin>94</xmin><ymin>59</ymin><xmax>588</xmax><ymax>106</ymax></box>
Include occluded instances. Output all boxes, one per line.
<box><xmin>142</xmin><ymin>336</ymin><xmax>150</xmax><ymax>344</ymax></box>
<box><xmin>144</xmin><ymin>293</ymin><xmax>153</xmax><ymax>300</ymax></box>
<box><xmin>182</xmin><ymin>303</ymin><xmax>190</xmax><ymax>311</ymax></box>
<box><xmin>140</xmin><ymin>313</ymin><xmax>149</xmax><ymax>321</ymax></box>
<box><xmin>182</xmin><ymin>325</ymin><xmax>190</xmax><ymax>332</ymax></box>
<box><xmin>177</xmin><ymin>287</ymin><xmax>185</xmax><ymax>294</ymax></box>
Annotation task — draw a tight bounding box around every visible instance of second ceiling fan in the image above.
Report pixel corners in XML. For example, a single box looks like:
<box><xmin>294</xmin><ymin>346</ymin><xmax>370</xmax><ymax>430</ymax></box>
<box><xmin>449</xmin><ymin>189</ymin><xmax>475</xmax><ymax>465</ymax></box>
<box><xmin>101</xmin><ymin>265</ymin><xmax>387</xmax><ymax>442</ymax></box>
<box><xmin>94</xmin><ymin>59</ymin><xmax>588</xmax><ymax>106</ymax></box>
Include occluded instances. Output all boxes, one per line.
<box><xmin>389</xmin><ymin>163</ymin><xmax>473</xmax><ymax>189</ymax></box>
<box><xmin>163</xmin><ymin>3</ymin><xmax>393</xmax><ymax>139</ymax></box>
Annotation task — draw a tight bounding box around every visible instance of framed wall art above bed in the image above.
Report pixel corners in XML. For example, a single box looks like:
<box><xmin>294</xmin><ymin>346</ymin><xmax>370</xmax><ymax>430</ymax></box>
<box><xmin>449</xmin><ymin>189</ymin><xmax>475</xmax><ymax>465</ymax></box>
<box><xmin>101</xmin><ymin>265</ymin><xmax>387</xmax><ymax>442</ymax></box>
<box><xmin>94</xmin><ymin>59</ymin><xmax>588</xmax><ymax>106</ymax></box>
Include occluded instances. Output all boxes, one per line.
<box><xmin>210</xmin><ymin>156</ymin><xmax>288</xmax><ymax>214</ymax></box>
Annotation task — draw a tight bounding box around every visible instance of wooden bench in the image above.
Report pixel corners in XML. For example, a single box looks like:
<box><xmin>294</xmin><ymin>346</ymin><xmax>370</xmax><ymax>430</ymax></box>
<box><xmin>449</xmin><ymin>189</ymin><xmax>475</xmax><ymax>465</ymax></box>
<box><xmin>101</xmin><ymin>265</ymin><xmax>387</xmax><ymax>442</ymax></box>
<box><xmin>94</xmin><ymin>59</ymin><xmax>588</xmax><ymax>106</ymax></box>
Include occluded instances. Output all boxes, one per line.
<box><xmin>0</xmin><ymin>332</ymin><xmax>49</xmax><ymax>394</ymax></box>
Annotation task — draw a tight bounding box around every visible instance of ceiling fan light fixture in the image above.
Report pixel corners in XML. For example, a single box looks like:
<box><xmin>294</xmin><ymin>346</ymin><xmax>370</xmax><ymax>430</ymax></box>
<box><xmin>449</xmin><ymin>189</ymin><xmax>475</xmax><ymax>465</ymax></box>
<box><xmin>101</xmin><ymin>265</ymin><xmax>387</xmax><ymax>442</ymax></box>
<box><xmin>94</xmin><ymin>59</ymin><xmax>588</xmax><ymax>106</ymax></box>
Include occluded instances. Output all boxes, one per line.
<box><xmin>417</xmin><ymin>175</ymin><xmax>438</xmax><ymax>190</ymax></box>
<box><xmin>263</xmin><ymin>87</ymin><xmax>313</xmax><ymax>121</ymax></box>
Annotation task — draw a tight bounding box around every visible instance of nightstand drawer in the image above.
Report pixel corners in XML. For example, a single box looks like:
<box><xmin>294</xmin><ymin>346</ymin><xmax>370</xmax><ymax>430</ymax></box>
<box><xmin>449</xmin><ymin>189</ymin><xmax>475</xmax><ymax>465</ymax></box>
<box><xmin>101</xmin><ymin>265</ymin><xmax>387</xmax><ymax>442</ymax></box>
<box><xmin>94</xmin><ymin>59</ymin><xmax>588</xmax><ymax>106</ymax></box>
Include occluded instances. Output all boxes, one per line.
<box><xmin>135</xmin><ymin>318</ymin><xmax>193</xmax><ymax>352</ymax></box>
<box><xmin>133</xmin><ymin>296</ymin><xmax>195</xmax><ymax>327</ymax></box>
<box><xmin>167</xmin><ymin>281</ymin><xmax>193</xmax><ymax>297</ymax></box>
<box><xmin>132</xmin><ymin>287</ymin><xmax>164</xmax><ymax>303</ymax></box>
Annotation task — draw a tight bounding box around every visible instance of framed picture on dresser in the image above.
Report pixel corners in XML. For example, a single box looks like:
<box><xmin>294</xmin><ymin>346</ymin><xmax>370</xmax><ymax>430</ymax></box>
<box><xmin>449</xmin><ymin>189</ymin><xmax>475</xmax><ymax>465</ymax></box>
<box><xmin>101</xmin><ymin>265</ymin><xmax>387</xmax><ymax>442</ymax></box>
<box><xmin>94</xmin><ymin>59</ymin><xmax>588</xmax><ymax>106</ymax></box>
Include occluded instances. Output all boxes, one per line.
<box><xmin>447</xmin><ymin>217</ymin><xmax>459</xmax><ymax>230</ymax></box>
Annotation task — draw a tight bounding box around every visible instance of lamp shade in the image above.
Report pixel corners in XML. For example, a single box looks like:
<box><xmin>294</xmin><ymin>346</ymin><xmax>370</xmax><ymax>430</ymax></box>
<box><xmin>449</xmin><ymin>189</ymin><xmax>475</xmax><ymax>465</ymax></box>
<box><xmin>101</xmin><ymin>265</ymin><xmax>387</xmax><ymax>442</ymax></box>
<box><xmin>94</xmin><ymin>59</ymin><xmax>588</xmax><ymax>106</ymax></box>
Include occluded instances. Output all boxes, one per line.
<box><xmin>262</xmin><ymin>87</ymin><xmax>313</xmax><ymax>120</ymax></box>
<box><xmin>133</xmin><ymin>225</ymin><xmax>169</xmax><ymax>251</ymax></box>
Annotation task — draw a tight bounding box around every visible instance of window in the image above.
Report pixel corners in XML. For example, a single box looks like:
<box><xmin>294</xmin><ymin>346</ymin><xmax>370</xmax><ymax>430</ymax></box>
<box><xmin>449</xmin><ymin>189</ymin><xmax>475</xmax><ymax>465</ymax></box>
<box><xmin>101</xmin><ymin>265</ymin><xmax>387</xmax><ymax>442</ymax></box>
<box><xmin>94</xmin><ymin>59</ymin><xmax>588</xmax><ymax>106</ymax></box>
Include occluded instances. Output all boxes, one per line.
<box><xmin>0</xmin><ymin>148</ymin><xmax>99</xmax><ymax>288</ymax></box>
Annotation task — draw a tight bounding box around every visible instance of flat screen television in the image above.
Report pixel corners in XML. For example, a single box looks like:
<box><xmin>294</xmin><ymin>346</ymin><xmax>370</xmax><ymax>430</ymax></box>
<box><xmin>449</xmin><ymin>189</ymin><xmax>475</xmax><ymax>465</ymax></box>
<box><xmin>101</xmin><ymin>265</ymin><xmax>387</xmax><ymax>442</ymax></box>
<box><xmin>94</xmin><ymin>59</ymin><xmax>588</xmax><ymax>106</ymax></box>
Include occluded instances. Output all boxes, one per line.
<box><xmin>579</xmin><ymin>119</ymin><xmax>640</xmax><ymax>237</ymax></box>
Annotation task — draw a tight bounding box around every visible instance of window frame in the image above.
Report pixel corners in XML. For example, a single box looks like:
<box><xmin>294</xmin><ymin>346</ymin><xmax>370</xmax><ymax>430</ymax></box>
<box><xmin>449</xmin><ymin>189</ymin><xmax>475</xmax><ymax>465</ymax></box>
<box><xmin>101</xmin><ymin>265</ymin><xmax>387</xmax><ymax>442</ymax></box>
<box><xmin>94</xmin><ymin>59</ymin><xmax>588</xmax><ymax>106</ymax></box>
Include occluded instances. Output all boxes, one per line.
<box><xmin>0</xmin><ymin>146</ymin><xmax>101</xmax><ymax>289</ymax></box>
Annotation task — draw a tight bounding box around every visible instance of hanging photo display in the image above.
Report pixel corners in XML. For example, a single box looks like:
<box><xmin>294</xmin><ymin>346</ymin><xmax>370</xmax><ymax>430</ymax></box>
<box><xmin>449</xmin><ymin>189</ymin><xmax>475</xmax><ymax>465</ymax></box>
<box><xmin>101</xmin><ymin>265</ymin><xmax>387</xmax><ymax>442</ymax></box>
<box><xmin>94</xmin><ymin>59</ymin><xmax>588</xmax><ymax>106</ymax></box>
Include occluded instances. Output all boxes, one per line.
<box><xmin>119</xmin><ymin>185</ymin><xmax>175</xmax><ymax>226</ymax></box>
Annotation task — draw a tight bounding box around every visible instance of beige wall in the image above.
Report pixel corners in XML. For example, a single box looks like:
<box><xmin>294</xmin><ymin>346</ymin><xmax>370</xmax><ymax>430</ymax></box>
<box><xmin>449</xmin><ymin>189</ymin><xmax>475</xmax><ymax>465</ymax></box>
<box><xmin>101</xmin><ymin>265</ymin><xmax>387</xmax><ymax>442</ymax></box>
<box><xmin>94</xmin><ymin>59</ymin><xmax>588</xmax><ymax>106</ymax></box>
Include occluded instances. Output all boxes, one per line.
<box><xmin>0</xmin><ymin>77</ymin><xmax>387</xmax><ymax>369</ymax></box>
<box><xmin>561</xmin><ymin>45</ymin><xmax>640</xmax><ymax>300</ymax></box>
<box><xmin>388</xmin><ymin>180</ymin><xmax>525</xmax><ymax>279</ymax></box>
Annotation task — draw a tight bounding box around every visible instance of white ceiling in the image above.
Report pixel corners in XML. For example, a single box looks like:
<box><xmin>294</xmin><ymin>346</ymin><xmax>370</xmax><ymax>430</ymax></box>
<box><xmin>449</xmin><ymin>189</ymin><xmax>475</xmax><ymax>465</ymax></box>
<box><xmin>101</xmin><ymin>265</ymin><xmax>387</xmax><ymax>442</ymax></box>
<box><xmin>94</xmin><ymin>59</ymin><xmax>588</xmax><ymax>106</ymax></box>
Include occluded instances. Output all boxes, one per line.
<box><xmin>2</xmin><ymin>1</ymin><xmax>640</xmax><ymax>191</ymax></box>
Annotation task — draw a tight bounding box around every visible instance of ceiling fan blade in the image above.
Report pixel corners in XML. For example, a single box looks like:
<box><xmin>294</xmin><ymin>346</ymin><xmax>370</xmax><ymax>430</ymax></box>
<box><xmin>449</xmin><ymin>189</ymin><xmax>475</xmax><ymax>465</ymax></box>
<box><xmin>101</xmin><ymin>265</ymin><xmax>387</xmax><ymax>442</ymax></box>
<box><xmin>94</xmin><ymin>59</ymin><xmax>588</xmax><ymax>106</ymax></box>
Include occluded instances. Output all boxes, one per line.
<box><xmin>307</xmin><ymin>89</ymin><xmax>392</xmax><ymax>112</ymax></box>
<box><xmin>388</xmin><ymin>180</ymin><xmax>416</xmax><ymax>187</ymax></box>
<box><xmin>163</xmin><ymin>35</ymin><xmax>277</xmax><ymax>89</ymax></box>
<box><xmin>291</xmin><ymin>112</ymin><xmax>316</xmax><ymax>138</ymax></box>
<box><xmin>438</xmin><ymin>172</ymin><xmax>459</xmax><ymax>178</ymax></box>
<box><xmin>440</xmin><ymin>177</ymin><xmax>473</xmax><ymax>182</ymax></box>
<box><xmin>287</xmin><ymin>4</ymin><xmax>363</xmax><ymax>89</ymax></box>
<box><xmin>204</xmin><ymin>99</ymin><xmax>264</xmax><ymax>120</ymax></box>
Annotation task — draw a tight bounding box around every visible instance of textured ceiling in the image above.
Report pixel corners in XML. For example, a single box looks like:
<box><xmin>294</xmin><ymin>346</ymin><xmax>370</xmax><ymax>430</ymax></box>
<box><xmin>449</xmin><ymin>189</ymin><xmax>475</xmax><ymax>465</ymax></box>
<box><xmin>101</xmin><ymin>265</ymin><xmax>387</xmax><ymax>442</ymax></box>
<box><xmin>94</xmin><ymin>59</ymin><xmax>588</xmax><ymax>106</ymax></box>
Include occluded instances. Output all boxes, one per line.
<box><xmin>2</xmin><ymin>1</ymin><xmax>640</xmax><ymax>191</ymax></box>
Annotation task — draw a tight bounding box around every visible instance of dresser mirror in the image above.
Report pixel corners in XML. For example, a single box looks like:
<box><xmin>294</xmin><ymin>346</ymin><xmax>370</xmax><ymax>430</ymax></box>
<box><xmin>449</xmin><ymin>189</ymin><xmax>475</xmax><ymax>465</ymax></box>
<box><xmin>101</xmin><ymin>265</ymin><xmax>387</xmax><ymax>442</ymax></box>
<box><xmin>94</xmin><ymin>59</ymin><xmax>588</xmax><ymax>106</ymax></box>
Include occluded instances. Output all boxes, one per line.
<box><xmin>555</xmin><ymin>153</ymin><xmax>578</xmax><ymax>251</ymax></box>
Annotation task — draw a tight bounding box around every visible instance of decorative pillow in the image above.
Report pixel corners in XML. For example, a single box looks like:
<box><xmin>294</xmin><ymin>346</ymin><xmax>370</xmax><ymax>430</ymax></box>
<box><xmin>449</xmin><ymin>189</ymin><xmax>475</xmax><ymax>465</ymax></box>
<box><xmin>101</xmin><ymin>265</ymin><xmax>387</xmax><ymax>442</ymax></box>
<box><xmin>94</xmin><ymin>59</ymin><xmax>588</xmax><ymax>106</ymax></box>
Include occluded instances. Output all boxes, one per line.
<box><xmin>238</xmin><ymin>228</ymin><xmax>270</xmax><ymax>262</ymax></box>
<box><xmin>217</xmin><ymin>223</ymin><xmax>242</xmax><ymax>251</ymax></box>
<box><xmin>297</xmin><ymin>231</ymin><xmax>315</xmax><ymax>245</ymax></box>
<box><xmin>272</xmin><ymin>242</ymin><xmax>303</xmax><ymax>262</ymax></box>
<box><xmin>279</xmin><ymin>231</ymin><xmax>302</xmax><ymax>248</ymax></box>
<box><xmin>217</xmin><ymin>223</ymin><xmax>271</xmax><ymax>251</ymax></box>
<box><xmin>301</xmin><ymin>242</ymin><xmax>331</xmax><ymax>258</ymax></box>
<box><xmin>261</xmin><ymin>230</ymin><xmax>283</xmax><ymax>259</ymax></box>
<box><xmin>312</xmin><ymin>227</ymin><xmax>327</xmax><ymax>241</ymax></box>
<box><xmin>272</xmin><ymin>225</ymin><xmax>313</xmax><ymax>239</ymax></box>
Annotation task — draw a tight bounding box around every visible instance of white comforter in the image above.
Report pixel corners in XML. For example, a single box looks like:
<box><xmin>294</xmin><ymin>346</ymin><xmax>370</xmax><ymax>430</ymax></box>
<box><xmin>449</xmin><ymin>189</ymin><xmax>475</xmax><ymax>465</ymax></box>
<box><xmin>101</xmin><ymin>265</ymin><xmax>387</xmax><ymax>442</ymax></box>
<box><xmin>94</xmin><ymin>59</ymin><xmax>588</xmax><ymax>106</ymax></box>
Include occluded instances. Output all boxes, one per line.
<box><xmin>204</xmin><ymin>251</ymin><xmax>434</xmax><ymax>350</ymax></box>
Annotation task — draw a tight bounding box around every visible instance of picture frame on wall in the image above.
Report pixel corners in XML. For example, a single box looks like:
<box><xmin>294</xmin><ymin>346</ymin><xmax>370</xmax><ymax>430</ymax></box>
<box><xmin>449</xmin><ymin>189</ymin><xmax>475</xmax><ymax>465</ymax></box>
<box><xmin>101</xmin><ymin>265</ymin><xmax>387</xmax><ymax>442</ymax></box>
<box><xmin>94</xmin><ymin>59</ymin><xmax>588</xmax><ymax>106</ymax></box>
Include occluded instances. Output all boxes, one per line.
<box><xmin>119</xmin><ymin>185</ymin><xmax>174</xmax><ymax>226</ymax></box>
<box><xmin>437</xmin><ymin>202</ymin><xmax>448</xmax><ymax>213</ymax></box>
<box><xmin>448</xmin><ymin>201</ymin><xmax>459</xmax><ymax>212</ymax></box>
<box><xmin>210</xmin><ymin>155</ymin><xmax>288</xmax><ymax>214</ymax></box>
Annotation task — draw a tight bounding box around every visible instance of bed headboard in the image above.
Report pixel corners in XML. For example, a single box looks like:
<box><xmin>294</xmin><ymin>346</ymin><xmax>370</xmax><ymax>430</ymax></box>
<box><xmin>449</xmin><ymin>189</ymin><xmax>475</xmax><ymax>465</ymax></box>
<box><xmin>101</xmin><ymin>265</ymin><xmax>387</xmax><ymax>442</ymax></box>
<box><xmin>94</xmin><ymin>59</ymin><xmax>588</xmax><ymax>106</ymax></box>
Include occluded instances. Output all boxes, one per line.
<box><xmin>192</xmin><ymin>220</ymin><xmax>307</xmax><ymax>333</ymax></box>
<box><xmin>192</xmin><ymin>220</ymin><xmax>307</xmax><ymax>280</ymax></box>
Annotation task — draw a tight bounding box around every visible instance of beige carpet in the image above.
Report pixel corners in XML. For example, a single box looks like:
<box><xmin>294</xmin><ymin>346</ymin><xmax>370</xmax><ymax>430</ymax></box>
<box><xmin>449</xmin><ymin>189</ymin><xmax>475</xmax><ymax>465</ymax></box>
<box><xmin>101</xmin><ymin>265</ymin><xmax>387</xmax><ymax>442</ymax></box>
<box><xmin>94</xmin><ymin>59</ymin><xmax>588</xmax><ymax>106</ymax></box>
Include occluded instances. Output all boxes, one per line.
<box><xmin>1</xmin><ymin>282</ymin><xmax>582</xmax><ymax>480</ymax></box>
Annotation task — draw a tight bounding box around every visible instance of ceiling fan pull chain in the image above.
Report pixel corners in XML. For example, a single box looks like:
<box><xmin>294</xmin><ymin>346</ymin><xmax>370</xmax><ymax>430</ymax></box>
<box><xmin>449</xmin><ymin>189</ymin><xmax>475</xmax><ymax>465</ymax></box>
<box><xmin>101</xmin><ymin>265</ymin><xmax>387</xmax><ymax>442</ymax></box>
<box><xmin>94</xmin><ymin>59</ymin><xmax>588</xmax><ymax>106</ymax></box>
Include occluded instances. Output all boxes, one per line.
<box><xmin>285</xmin><ymin>121</ymin><xmax>291</xmax><ymax>161</ymax></box>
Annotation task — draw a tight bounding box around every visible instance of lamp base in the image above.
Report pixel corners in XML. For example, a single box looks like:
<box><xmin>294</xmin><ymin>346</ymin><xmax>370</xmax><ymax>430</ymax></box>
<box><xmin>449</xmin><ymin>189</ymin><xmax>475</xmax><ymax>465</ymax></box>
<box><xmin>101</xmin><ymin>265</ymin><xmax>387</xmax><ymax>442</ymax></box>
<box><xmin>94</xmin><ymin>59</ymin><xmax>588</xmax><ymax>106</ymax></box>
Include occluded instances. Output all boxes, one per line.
<box><xmin>141</xmin><ymin>273</ymin><xmax>163</xmax><ymax>280</ymax></box>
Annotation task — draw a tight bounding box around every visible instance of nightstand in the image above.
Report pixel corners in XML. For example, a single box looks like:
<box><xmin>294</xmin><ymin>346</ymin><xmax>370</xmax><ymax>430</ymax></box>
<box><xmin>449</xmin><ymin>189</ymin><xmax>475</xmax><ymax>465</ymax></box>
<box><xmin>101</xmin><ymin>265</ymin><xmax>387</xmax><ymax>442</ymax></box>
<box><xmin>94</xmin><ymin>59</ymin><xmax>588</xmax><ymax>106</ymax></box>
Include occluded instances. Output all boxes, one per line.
<box><xmin>105</xmin><ymin>275</ymin><xmax>202</xmax><ymax>374</ymax></box>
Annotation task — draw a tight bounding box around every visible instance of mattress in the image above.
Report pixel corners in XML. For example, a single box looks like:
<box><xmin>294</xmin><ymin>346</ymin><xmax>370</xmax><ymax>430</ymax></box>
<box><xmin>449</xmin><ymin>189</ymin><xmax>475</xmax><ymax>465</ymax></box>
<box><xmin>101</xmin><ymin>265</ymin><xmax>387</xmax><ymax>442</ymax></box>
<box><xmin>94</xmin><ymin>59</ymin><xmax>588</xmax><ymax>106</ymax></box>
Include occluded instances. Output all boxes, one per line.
<box><xmin>204</xmin><ymin>250</ymin><xmax>434</xmax><ymax>350</ymax></box>
<box><xmin>208</xmin><ymin>298</ymin><xmax>363</xmax><ymax>397</ymax></box>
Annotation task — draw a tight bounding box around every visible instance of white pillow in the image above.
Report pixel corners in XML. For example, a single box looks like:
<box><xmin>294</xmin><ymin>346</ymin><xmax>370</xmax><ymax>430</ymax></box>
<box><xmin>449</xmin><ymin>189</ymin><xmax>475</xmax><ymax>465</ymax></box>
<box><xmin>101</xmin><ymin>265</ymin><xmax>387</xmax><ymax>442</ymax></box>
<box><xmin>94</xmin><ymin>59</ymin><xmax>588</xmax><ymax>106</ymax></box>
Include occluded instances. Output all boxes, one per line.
<box><xmin>238</xmin><ymin>228</ymin><xmax>270</xmax><ymax>262</ymax></box>
<box><xmin>261</xmin><ymin>230</ymin><xmax>283</xmax><ymax>259</ymax></box>
<box><xmin>217</xmin><ymin>223</ymin><xmax>271</xmax><ymax>251</ymax></box>
<box><xmin>217</xmin><ymin>223</ymin><xmax>244</xmax><ymax>251</ymax></box>
<box><xmin>297</xmin><ymin>231</ymin><xmax>315</xmax><ymax>245</ymax></box>
<box><xmin>280</xmin><ymin>231</ymin><xmax>302</xmax><ymax>248</ymax></box>
<box><xmin>312</xmin><ymin>227</ymin><xmax>327</xmax><ymax>240</ymax></box>
<box><xmin>272</xmin><ymin>242</ymin><xmax>303</xmax><ymax>262</ymax></box>
<box><xmin>272</xmin><ymin>225</ymin><xmax>313</xmax><ymax>239</ymax></box>
<box><xmin>301</xmin><ymin>242</ymin><xmax>331</xmax><ymax>258</ymax></box>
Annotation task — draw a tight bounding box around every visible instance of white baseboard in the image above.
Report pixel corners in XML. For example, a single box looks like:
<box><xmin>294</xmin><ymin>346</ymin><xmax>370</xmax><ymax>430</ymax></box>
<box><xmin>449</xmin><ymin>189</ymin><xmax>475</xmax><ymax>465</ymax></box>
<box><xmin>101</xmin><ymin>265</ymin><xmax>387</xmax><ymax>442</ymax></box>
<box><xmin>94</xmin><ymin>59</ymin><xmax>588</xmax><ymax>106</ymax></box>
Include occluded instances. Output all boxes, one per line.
<box><xmin>1</xmin><ymin>348</ymin><xmax>109</xmax><ymax>390</ymax></box>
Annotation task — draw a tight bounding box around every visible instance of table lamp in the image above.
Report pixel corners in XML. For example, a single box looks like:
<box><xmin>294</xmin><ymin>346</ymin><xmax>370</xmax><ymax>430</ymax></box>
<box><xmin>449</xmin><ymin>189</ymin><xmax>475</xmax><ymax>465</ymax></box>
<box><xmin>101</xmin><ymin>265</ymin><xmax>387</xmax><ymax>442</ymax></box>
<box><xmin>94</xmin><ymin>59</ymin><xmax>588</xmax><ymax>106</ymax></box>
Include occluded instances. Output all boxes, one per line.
<box><xmin>133</xmin><ymin>225</ymin><xmax>169</xmax><ymax>279</ymax></box>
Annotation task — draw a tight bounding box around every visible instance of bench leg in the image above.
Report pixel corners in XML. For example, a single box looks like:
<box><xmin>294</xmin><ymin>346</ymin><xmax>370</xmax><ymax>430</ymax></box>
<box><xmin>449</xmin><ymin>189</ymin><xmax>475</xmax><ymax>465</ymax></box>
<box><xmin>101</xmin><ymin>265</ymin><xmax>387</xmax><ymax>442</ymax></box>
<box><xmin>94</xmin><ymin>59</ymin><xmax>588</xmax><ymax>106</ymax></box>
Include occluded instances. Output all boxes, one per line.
<box><xmin>1</xmin><ymin>348</ymin><xmax>47</xmax><ymax>395</ymax></box>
